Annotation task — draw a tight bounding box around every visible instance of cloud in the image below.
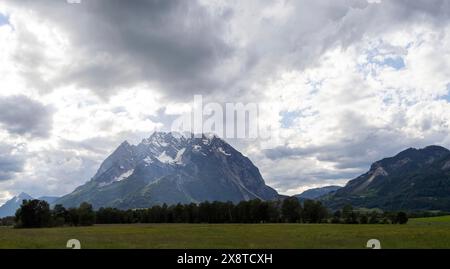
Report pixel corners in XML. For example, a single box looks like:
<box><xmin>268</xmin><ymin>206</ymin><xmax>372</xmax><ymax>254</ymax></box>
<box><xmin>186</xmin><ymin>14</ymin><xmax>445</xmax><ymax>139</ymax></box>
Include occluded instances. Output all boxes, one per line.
<box><xmin>249</xmin><ymin>17</ymin><xmax>450</xmax><ymax>194</ymax></box>
<box><xmin>0</xmin><ymin>143</ymin><xmax>25</xmax><ymax>181</ymax></box>
<box><xmin>2</xmin><ymin>0</ymin><xmax>449</xmax><ymax>103</ymax></box>
<box><xmin>0</xmin><ymin>95</ymin><xmax>53</xmax><ymax>138</ymax></box>
<box><xmin>3</xmin><ymin>0</ymin><xmax>234</xmax><ymax>99</ymax></box>
<box><xmin>1</xmin><ymin>0</ymin><xmax>450</xmax><ymax>198</ymax></box>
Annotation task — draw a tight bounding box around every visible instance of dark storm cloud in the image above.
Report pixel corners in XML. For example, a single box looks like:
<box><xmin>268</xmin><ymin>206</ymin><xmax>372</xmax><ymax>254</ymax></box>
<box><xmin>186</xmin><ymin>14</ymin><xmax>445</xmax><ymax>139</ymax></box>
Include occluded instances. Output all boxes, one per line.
<box><xmin>6</xmin><ymin>0</ymin><xmax>233</xmax><ymax>98</ymax></box>
<box><xmin>0</xmin><ymin>144</ymin><xmax>25</xmax><ymax>181</ymax></box>
<box><xmin>0</xmin><ymin>95</ymin><xmax>53</xmax><ymax>138</ymax></box>
<box><xmin>6</xmin><ymin>0</ymin><xmax>450</xmax><ymax>101</ymax></box>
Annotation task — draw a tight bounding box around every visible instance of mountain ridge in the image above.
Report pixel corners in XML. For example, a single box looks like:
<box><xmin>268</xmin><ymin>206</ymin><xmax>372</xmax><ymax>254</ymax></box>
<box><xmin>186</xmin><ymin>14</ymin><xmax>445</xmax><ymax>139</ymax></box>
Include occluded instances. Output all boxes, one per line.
<box><xmin>295</xmin><ymin>186</ymin><xmax>342</xmax><ymax>200</ymax></box>
<box><xmin>55</xmin><ymin>132</ymin><xmax>279</xmax><ymax>209</ymax></box>
<box><xmin>5</xmin><ymin>144</ymin><xmax>450</xmax><ymax>214</ymax></box>
<box><xmin>323</xmin><ymin>145</ymin><xmax>450</xmax><ymax>211</ymax></box>
<box><xmin>0</xmin><ymin>193</ymin><xmax>59</xmax><ymax>218</ymax></box>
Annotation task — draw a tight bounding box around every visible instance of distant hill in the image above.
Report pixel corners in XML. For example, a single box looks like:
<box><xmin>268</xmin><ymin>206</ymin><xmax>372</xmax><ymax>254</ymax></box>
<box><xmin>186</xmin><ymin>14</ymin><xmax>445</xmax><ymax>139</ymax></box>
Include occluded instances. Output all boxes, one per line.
<box><xmin>0</xmin><ymin>193</ymin><xmax>33</xmax><ymax>218</ymax></box>
<box><xmin>38</xmin><ymin>196</ymin><xmax>60</xmax><ymax>204</ymax></box>
<box><xmin>323</xmin><ymin>145</ymin><xmax>450</xmax><ymax>211</ymax></box>
<box><xmin>55</xmin><ymin>132</ymin><xmax>279</xmax><ymax>209</ymax></box>
<box><xmin>295</xmin><ymin>186</ymin><xmax>342</xmax><ymax>200</ymax></box>
<box><xmin>0</xmin><ymin>193</ymin><xmax>60</xmax><ymax>218</ymax></box>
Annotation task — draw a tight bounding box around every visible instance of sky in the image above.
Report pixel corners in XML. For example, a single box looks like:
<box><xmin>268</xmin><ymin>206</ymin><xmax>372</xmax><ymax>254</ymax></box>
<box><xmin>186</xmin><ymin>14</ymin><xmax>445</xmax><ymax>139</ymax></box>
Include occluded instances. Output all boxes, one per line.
<box><xmin>1</xmin><ymin>0</ymin><xmax>450</xmax><ymax>204</ymax></box>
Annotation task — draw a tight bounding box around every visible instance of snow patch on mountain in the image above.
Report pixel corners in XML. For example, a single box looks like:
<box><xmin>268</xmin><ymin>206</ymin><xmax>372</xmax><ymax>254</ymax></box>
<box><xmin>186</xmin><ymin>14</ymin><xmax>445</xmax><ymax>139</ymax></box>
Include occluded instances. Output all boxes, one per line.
<box><xmin>144</xmin><ymin>156</ymin><xmax>154</xmax><ymax>164</ymax></box>
<box><xmin>54</xmin><ymin>131</ymin><xmax>280</xmax><ymax>209</ymax></box>
<box><xmin>442</xmin><ymin>160</ymin><xmax>450</xmax><ymax>170</ymax></box>
<box><xmin>157</xmin><ymin>151</ymin><xmax>174</xmax><ymax>163</ymax></box>
<box><xmin>193</xmin><ymin>145</ymin><xmax>201</xmax><ymax>152</ymax></box>
<box><xmin>98</xmin><ymin>181</ymin><xmax>112</xmax><ymax>188</ymax></box>
<box><xmin>218</xmin><ymin>147</ymin><xmax>231</xmax><ymax>156</ymax></box>
<box><xmin>174</xmin><ymin>148</ymin><xmax>186</xmax><ymax>164</ymax></box>
<box><xmin>116</xmin><ymin>169</ymin><xmax>134</xmax><ymax>181</ymax></box>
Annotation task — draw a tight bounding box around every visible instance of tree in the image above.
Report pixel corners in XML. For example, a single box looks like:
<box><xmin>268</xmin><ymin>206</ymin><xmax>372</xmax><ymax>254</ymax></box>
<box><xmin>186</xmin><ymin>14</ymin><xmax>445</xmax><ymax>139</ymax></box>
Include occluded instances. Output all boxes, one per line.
<box><xmin>173</xmin><ymin>203</ymin><xmax>185</xmax><ymax>223</ymax></box>
<box><xmin>256</xmin><ymin>201</ymin><xmax>270</xmax><ymax>223</ymax></box>
<box><xmin>78</xmin><ymin>202</ymin><xmax>96</xmax><ymax>226</ymax></box>
<box><xmin>52</xmin><ymin>204</ymin><xmax>68</xmax><ymax>226</ymax></box>
<box><xmin>359</xmin><ymin>214</ymin><xmax>368</xmax><ymax>224</ymax></box>
<box><xmin>396</xmin><ymin>212</ymin><xmax>408</xmax><ymax>224</ymax></box>
<box><xmin>267</xmin><ymin>201</ymin><xmax>281</xmax><ymax>223</ymax></box>
<box><xmin>281</xmin><ymin>197</ymin><xmax>302</xmax><ymax>223</ymax></box>
<box><xmin>185</xmin><ymin>203</ymin><xmax>199</xmax><ymax>223</ymax></box>
<box><xmin>15</xmin><ymin>199</ymin><xmax>51</xmax><ymax>228</ymax></box>
<box><xmin>302</xmin><ymin>200</ymin><xmax>328</xmax><ymax>223</ymax></box>
<box><xmin>235</xmin><ymin>201</ymin><xmax>251</xmax><ymax>223</ymax></box>
<box><xmin>12</xmin><ymin>198</ymin><xmax>411</xmax><ymax>227</ymax></box>
<box><xmin>67</xmin><ymin>208</ymin><xmax>80</xmax><ymax>226</ymax></box>
<box><xmin>96</xmin><ymin>207</ymin><xmax>125</xmax><ymax>224</ymax></box>
<box><xmin>161</xmin><ymin>203</ymin><xmax>169</xmax><ymax>223</ymax></box>
<box><xmin>342</xmin><ymin>204</ymin><xmax>358</xmax><ymax>224</ymax></box>
<box><xmin>199</xmin><ymin>201</ymin><xmax>212</xmax><ymax>223</ymax></box>
<box><xmin>331</xmin><ymin>210</ymin><xmax>342</xmax><ymax>224</ymax></box>
<box><xmin>1</xmin><ymin>216</ymin><xmax>16</xmax><ymax>226</ymax></box>
<box><xmin>368</xmin><ymin>211</ymin><xmax>380</xmax><ymax>224</ymax></box>
<box><xmin>249</xmin><ymin>199</ymin><xmax>263</xmax><ymax>223</ymax></box>
<box><xmin>385</xmin><ymin>212</ymin><xmax>398</xmax><ymax>224</ymax></box>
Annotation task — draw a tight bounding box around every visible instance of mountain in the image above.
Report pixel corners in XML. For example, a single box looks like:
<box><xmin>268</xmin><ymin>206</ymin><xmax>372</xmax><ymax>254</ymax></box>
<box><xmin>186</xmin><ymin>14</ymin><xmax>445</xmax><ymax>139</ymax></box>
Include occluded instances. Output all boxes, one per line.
<box><xmin>55</xmin><ymin>132</ymin><xmax>279</xmax><ymax>209</ymax></box>
<box><xmin>295</xmin><ymin>186</ymin><xmax>342</xmax><ymax>200</ymax></box>
<box><xmin>324</xmin><ymin>145</ymin><xmax>450</xmax><ymax>211</ymax></box>
<box><xmin>38</xmin><ymin>196</ymin><xmax>60</xmax><ymax>204</ymax></box>
<box><xmin>0</xmin><ymin>192</ymin><xmax>33</xmax><ymax>218</ymax></box>
<box><xmin>0</xmin><ymin>193</ymin><xmax>61</xmax><ymax>218</ymax></box>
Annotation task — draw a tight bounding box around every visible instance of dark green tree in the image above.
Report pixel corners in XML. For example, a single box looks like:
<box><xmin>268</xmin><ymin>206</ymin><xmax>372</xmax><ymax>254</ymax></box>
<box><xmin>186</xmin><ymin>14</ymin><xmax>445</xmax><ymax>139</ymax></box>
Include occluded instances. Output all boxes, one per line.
<box><xmin>331</xmin><ymin>210</ymin><xmax>342</xmax><ymax>224</ymax></box>
<box><xmin>359</xmin><ymin>214</ymin><xmax>368</xmax><ymax>224</ymax></box>
<box><xmin>368</xmin><ymin>211</ymin><xmax>380</xmax><ymax>224</ymax></box>
<box><xmin>302</xmin><ymin>200</ymin><xmax>328</xmax><ymax>223</ymax></box>
<box><xmin>342</xmin><ymin>204</ymin><xmax>358</xmax><ymax>224</ymax></box>
<box><xmin>52</xmin><ymin>204</ymin><xmax>68</xmax><ymax>226</ymax></box>
<box><xmin>15</xmin><ymin>199</ymin><xmax>51</xmax><ymax>228</ymax></box>
<box><xmin>281</xmin><ymin>197</ymin><xmax>302</xmax><ymax>223</ymax></box>
<box><xmin>78</xmin><ymin>202</ymin><xmax>96</xmax><ymax>226</ymax></box>
<box><xmin>396</xmin><ymin>212</ymin><xmax>408</xmax><ymax>224</ymax></box>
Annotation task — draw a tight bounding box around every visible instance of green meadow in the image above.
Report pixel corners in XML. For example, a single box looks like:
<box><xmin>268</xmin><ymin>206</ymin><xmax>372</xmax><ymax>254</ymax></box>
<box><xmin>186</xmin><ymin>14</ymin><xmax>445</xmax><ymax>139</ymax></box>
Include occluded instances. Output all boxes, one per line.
<box><xmin>0</xmin><ymin>216</ymin><xmax>449</xmax><ymax>249</ymax></box>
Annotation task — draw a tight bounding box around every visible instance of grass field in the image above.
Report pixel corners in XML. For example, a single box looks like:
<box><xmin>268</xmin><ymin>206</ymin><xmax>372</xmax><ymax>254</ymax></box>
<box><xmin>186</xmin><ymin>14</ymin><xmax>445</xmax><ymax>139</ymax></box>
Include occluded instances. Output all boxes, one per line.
<box><xmin>408</xmin><ymin>215</ymin><xmax>450</xmax><ymax>225</ymax></box>
<box><xmin>1</xmin><ymin>216</ymin><xmax>450</xmax><ymax>249</ymax></box>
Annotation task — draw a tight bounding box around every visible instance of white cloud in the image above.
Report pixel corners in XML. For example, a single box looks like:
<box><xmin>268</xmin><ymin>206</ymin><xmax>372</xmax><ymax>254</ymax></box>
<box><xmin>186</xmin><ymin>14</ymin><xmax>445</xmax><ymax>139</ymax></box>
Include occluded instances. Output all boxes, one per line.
<box><xmin>250</xmin><ymin>21</ymin><xmax>450</xmax><ymax>194</ymax></box>
<box><xmin>1</xmin><ymin>0</ymin><xmax>450</xmax><ymax>200</ymax></box>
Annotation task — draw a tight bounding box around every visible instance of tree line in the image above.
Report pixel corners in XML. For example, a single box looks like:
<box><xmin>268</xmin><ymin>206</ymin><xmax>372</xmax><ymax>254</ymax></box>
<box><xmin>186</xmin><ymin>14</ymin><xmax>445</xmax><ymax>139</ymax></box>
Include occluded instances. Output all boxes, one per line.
<box><xmin>8</xmin><ymin>197</ymin><xmax>408</xmax><ymax>228</ymax></box>
<box><xmin>14</xmin><ymin>200</ymin><xmax>95</xmax><ymax>228</ymax></box>
<box><xmin>98</xmin><ymin>198</ymin><xmax>408</xmax><ymax>225</ymax></box>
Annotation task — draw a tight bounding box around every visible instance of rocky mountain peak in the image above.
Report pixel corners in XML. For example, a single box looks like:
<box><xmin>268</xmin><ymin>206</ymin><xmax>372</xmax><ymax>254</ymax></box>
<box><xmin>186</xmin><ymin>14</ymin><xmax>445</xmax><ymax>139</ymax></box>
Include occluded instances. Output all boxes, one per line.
<box><xmin>326</xmin><ymin>145</ymin><xmax>450</xmax><ymax>211</ymax></box>
<box><xmin>369</xmin><ymin>145</ymin><xmax>450</xmax><ymax>172</ymax></box>
<box><xmin>14</xmin><ymin>192</ymin><xmax>33</xmax><ymax>203</ymax></box>
<box><xmin>54</xmin><ymin>132</ymin><xmax>279</xmax><ymax>209</ymax></box>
